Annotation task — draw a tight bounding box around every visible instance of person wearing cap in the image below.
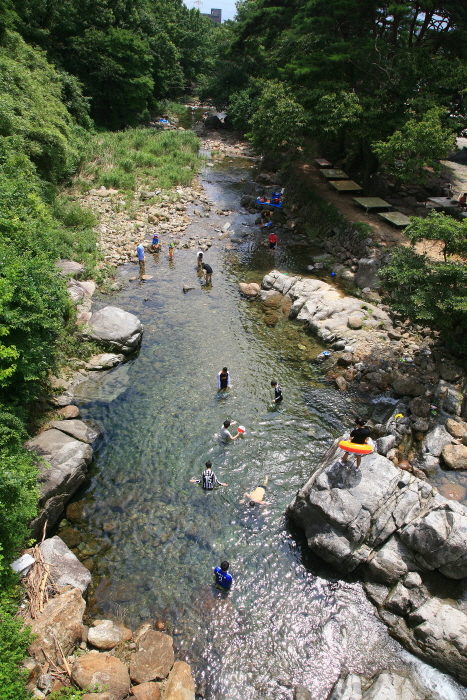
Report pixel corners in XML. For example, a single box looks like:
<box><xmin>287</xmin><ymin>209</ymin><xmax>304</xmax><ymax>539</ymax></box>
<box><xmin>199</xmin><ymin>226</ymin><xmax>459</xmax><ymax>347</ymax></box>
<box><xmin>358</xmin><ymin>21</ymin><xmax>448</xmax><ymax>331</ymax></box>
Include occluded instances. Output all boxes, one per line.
<box><xmin>151</xmin><ymin>233</ymin><xmax>160</xmax><ymax>252</ymax></box>
<box><xmin>196</xmin><ymin>251</ymin><xmax>204</xmax><ymax>267</ymax></box>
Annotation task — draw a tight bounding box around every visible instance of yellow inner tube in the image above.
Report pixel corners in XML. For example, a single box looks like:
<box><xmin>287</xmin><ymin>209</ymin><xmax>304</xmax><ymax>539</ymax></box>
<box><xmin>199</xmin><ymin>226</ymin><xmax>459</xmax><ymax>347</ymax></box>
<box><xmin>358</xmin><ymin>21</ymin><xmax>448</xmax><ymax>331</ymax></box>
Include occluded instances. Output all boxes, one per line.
<box><xmin>338</xmin><ymin>440</ymin><xmax>373</xmax><ymax>455</ymax></box>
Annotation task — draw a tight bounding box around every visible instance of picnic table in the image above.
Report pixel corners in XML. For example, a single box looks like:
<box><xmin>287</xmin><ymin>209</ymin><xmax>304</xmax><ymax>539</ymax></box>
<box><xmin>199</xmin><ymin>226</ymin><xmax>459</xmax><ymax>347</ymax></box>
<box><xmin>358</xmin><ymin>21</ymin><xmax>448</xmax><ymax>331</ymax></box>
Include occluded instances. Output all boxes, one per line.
<box><xmin>353</xmin><ymin>197</ymin><xmax>392</xmax><ymax>213</ymax></box>
<box><xmin>427</xmin><ymin>197</ymin><xmax>459</xmax><ymax>208</ymax></box>
<box><xmin>321</xmin><ymin>169</ymin><xmax>349</xmax><ymax>180</ymax></box>
<box><xmin>378</xmin><ymin>211</ymin><xmax>410</xmax><ymax>228</ymax></box>
<box><xmin>314</xmin><ymin>158</ymin><xmax>333</xmax><ymax>168</ymax></box>
<box><xmin>329</xmin><ymin>180</ymin><xmax>363</xmax><ymax>193</ymax></box>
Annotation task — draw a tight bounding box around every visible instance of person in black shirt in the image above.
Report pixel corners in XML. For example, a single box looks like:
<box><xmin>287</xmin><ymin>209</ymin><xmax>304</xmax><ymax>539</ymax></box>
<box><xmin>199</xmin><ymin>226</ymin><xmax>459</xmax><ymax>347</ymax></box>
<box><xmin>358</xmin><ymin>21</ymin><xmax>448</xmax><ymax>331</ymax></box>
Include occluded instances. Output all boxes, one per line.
<box><xmin>271</xmin><ymin>380</ymin><xmax>283</xmax><ymax>405</ymax></box>
<box><xmin>218</xmin><ymin>367</ymin><xmax>231</xmax><ymax>390</ymax></box>
<box><xmin>202</xmin><ymin>263</ymin><xmax>212</xmax><ymax>284</ymax></box>
<box><xmin>190</xmin><ymin>461</ymin><xmax>227</xmax><ymax>489</ymax></box>
<box><xmin>338</xmin><ymin>417</ymin><xmax>371</xmax><ymax>470</ymax></box>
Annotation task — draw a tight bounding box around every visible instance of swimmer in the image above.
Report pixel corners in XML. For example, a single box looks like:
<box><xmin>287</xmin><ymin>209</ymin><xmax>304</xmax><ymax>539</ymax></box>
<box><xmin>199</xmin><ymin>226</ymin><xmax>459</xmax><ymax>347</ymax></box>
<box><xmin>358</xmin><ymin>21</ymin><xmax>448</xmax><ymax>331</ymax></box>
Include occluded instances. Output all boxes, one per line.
<box><xmin>218</xmin><ymin>419</ymin><xmax>240</xmax><ymax>444</ymax></box>
<box><xmin>271</xmin><ymin>380</ymin><xmax>283</xmax><ymax>405</ymax></box>
<box><xmin>202</xmin><ymin>262</ymin><xmax>213</xmax><ymax>284</ymax></box>
<box><xmin>190</xmin><ymin>461</ymin><xmax>227</xmax><ymax>489</ymax></box>
<box><xmin>213</xmin><ymin>561</ymin><xmax>232</xmax><ymax>591</ymax></box>
<box><xmin>338</xmin><ymin>416</ymin><xmax>370</xmax><ymax>471</ymax></box>
<box><xmin>218</xmin><ymin>367</ymin><xmax>231</xmax><ymax>391</ymax></box>
<box><xmin>242</xmin><ymin>476</ymin><xmax>269</xmax><ymax>505</ymax></box>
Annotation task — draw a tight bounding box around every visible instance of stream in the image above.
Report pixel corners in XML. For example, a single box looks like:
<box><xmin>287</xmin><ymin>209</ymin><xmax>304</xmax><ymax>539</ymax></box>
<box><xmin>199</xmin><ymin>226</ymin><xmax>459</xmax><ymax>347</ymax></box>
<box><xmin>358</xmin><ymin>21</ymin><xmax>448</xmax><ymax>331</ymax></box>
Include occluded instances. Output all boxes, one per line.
<box><xmin>65</xmin><ymin>112</ymin><xmax>467</xmax><ymax>700</ymax></box>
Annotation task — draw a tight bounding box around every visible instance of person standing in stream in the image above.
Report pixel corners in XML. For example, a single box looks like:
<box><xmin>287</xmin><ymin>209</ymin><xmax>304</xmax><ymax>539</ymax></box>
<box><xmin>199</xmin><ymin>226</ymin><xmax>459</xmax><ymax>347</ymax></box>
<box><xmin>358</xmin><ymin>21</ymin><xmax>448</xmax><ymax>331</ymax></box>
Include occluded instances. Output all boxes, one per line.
<box><xmin>218</xmin><ymin>367</ymin><xmax>231</xmax><ymax>391</ymax></box>
<box><xmin>136</xmin><ymin>242</ymin><xmax>145</xmax><ymax>270</ymax></box>
<box><xmin>271</xmin><ymin>380</ymin><xmax>283</xmax><ymax>405</ymax></box>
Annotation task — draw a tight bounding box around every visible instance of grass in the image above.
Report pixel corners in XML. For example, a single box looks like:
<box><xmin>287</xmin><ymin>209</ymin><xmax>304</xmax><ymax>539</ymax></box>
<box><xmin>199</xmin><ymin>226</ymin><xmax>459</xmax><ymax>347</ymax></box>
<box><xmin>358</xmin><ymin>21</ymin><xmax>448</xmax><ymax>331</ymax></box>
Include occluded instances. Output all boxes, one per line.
<box><xmin>78</xmin><ymin>128</ymin><xmax>202</xmax><ymax>193</ymax></box>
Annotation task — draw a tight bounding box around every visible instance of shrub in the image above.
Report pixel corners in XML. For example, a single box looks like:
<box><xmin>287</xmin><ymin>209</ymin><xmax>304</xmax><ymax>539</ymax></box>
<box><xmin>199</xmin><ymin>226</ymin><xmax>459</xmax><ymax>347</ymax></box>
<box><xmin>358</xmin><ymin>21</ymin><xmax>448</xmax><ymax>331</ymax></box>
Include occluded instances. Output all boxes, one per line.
<box><xmin>0</xmin><ymin>586</ymin><xmax>33</xmax><ymax>700</ymax></box>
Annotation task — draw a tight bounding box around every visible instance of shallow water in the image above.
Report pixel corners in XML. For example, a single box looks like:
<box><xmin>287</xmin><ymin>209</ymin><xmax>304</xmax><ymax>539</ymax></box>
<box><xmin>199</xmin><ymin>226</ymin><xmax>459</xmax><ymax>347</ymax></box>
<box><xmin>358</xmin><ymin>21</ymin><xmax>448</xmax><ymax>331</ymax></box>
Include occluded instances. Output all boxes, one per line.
<box><xmin>68</xmin><ymin>145</ymin><xmax>467</xmax><ymax>699</ymax></box>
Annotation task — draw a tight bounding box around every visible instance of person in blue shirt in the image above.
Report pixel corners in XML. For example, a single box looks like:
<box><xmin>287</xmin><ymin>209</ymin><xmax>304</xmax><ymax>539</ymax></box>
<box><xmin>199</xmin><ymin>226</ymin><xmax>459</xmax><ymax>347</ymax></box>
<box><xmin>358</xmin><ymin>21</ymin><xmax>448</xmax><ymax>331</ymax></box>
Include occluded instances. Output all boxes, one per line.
<box><xmin>214</xmin><ymin>561</ymin><xmax>232</xmax><ymax>591</ymax></box>
<box><xmin>151</xmin><ymin>233</ymin><xmax>160</xmax><ymax>252</ymax></box>
<box><xmin>136</xmin><ymin>242</ymin><xmax>145</xmax><ymax>270</ymax></box>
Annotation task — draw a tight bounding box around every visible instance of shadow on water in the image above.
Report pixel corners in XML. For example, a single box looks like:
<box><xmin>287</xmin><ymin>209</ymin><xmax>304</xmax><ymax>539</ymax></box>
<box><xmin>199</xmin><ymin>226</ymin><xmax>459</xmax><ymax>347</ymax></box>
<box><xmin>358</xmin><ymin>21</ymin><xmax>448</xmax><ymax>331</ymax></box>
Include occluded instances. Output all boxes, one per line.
<box><xmin>64</xmin><ymin>135</ymin><xmax>467</xmax><ymax>700</ymax></box>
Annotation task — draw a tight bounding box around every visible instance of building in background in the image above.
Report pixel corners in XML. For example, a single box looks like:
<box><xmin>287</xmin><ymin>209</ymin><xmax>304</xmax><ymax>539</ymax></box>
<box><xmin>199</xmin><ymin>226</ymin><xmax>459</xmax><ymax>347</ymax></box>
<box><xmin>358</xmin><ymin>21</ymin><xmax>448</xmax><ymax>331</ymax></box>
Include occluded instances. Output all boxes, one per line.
<box><xmin>201</xmin><ymin>8</ymin><xmax>222</xmax><ymax>23</ymax></box>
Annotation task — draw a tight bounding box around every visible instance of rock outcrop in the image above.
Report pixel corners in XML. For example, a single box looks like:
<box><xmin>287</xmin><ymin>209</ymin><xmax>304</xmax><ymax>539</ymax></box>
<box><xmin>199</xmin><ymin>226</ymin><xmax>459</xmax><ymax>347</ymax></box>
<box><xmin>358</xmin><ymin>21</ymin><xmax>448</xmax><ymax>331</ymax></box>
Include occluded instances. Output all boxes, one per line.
<box><xmin>26</xmin><ymin>429</ymin><xmax>93</xmax><ymax>537</ymax></box>
<box><xmin>84</xmin><ymin>306</ymin><xmax>143</xmax><ymax>354</ymax></box>
<box><xmin>326</xmin><ymin>671</ymin><xmax>426</xmax><ymax>700</ymax></box>
<box><xmin>129</xmin><ymin>630</ymin><xmax>175</xmax><ymax>684</ymax></box>
<box><xmin>48</xmin><ymin>419</ymin><xmax>100</xmax><ymax>444</ymax></box>
<box><xmin>288</xmin><ymin>441</ymin><xmax>467</xmax><ymax>682</ymax></box>
<box><xmin>164</xmin><ymin>661</ymin><xmax>195</xmax><ymax>700</ymax></box>
<box><xmin>262</xmin><ymin>271</ymin><xmax>391</xmax><ymax>347</ymax></box>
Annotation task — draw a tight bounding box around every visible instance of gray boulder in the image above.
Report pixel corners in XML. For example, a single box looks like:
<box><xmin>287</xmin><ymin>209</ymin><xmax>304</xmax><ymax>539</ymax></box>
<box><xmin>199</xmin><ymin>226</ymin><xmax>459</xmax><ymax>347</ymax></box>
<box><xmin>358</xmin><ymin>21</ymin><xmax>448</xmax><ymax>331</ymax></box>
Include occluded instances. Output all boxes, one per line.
<box><xmin>84</xmin><ymin>306</ymin><xmax>143</xmax><ymax>354</ymax></box>
<box><xmin>376</xmin><ymin>434</ymin><xmax>396</xmax><ymax>456</ymax></box>
<box><xmin>436</xmin><ymin>380</ymin><xmax>462</xmax><ymax>415</ymax></box>
<box><xmin>26</xmin><ymin>429</ymin><xmax>93</xmax><ymax>538</ymax></box>
<box><xmin>422</xmin><ymin>425</ymin><xmax>452</xmax><ymax>456</ymax></box>
<box><xmin>354</xmin><ymin>258</ymin><xmax>381</xmax><ymax>289</ymax></box>
<box><xmin>48</xmin><ymin>419</ymin><xmax>100</xmax><ymax>444</ymax></box>
<box><xmin>294</xmin><ymin>685</ymin><xmax>312</xmax><ymax>700</ymax></box>
<box><xmin>55</xmin><ymin>260</ymin><xmax>84</xmax><ymax>278</ymax></box>
<box><xmin>41</xmin><ymin>536</ymin><xmax>91</xmax><ymax>593</ymax></box>
<box><xmin>85</xmin><ymin>353</ymin><xmax>124</xmax><ymax>370</ymax></box>
<box><xmin>288</xmin><ymin>439</ymin><xmax>467</xmax><ymax>579</ymax></box>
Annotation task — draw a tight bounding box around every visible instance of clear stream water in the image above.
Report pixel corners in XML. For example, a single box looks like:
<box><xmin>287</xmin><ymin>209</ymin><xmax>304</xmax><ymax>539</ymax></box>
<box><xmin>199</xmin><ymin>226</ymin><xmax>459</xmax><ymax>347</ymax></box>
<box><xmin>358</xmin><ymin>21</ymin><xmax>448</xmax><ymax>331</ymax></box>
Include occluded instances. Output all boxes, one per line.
<box><xmin>65</xmin><ymin>119</ymin><xmax>467</xmax><ymax>700</ymax></box>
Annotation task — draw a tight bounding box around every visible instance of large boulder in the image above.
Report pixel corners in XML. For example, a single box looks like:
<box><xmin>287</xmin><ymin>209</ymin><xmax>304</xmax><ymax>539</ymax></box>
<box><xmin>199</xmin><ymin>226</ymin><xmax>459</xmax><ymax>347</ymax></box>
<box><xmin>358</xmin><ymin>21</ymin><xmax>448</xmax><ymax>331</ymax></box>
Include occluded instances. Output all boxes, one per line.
<box><xmin>392</xmin><ymin>375</ymin><xmax>425</xmax><ymax>397</ymax></box>
<box><xmin>164</xmin><ymin>661</ymin><xmax>195</xmax><ymax>700</ymax></box>
<box><xmin>132</xmin><ymin>682</ymin><xmax>161</xmax><ymax>700</ymax></box>
<box><xmin>288</xmin><ymin>439</ymin><xmax>467</xmax><ymax>578</ymax></box>
<box><xmin>422</xmin><ymin>425</ymin><xmax>452</xmax><ymax>456</ymax></box>
<box><xmin>204</xmin><ymin>115</ymin><xmax>223</xmax><ymax>129</ymax></box>
<box><xmin>27</xmin><ymin>587</ymin><xmax>85</xmax><ymax>665</ymax></box>
<box><xmin>129</xmin><ymin>630</ymin><xmax>174</xmax><ymax>684</ymax></box>
<box><xmin>26</xmin><ymin>429</ymin><xmax>93</xmax><ymax>538</ymax></box>
<box><xmin>238</xmin><ymin>282</ymin><xmax>260</xmax><ymax>297</ymax></box>
<box><xmin>87</xmin><ymin>620</ymin><xmax>132</xmax><ymax>650</ymax></box>
<box><xmin>55</xmin><ymin>260</ymin><xmax>84</xmax><ymax>278</ymax></box>
<box><xmin>72</xmin><ymin>653</ymin><xmax>130</xmax><ymax>700</ymax></box>
<box><xmin>41</xmin><ymin>536</ymin><xmax>91</xmax><ymax>593</ymax></box>
<box><xmin>441</xmin><ymin>443</ymin><xmax>467</xmax><ymax>470</ymax></box>
<box><xmin>84</xmin><ymin>306</ymin><xmax>143</xmax><ymax>354</ymax></box>
<box><xmin>48</xmin><ymin>419</ymin><xmax>100</xmax><ymax>444</ymax></box>
<box><xmin>354</xmin><ymin>258</ymin><xmax>381</xmax><ymax>289</ymax></box>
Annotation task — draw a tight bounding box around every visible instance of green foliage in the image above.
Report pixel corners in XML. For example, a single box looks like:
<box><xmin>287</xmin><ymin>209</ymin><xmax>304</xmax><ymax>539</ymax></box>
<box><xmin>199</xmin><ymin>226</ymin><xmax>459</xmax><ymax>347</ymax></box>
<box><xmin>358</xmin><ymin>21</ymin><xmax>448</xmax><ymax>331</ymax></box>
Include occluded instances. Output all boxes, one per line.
<box><xmin>14</xmin><ymin>0</ymin><xmax>215</xmax><ymax>128</ymax></box>
<box><xmin>80</xmin><ymin>128</ymin><xmax>201</xmax><ymax>191</ymax></box>
<box><xmin>0</xmin><ymin>585</ymin><xmax>33</xmax><ymax>700</ymax></box>
<box><xmin>373</xmin><ymin>109</ymin><xmax>456</xmax><ymax>184</ymax></box>
<box><xmin>0</xmin><ymin>30</ymin><xmax>85</xmax><ymax>182</ymax></box>
<box><xmin>380</xmin><ymin>247</ymin><xmax>467</xmax><ymax>356</ymax></box>
<box><xmin>203</xmin><ymin>0</ymin><xmax>467</xmax><ymax>173</ymax></box>
<box><xmin>49</xmin><ymin>688</ymin><xmax>89</xmax><ymax>700</ymax></box>
<box><xmin>405</xmin><ymin>210</ymin><xmax>467</xmax><ymax>261</ymax></box>
<box><xmin>247</xmin><ymin>80</ymin><xmax>307</xmax><ymax>155</ymax></box>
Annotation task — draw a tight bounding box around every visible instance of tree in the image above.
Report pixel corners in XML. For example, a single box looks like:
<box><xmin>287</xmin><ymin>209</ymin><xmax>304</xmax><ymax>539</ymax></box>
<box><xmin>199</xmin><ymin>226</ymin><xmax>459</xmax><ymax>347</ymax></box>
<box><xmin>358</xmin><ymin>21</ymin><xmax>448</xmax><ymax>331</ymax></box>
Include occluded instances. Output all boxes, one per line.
<box><xmin>380</xmin><ymin>247</ymin><xmax>467</xmax><ymax>355</ymax></box>
<box><xmin>247</xmin><ymin>80</ymin><xmax>307</xmax><ymax>155</ymax></box>
<box><xmin>405</xmin><ymin>210</ymin><xmax>467</xmax><ymax>261</ymax></box>
<box><xmin>372</xmin><ymin>108</ymin><xmax>456</xmax><ymax>184</ymax></box>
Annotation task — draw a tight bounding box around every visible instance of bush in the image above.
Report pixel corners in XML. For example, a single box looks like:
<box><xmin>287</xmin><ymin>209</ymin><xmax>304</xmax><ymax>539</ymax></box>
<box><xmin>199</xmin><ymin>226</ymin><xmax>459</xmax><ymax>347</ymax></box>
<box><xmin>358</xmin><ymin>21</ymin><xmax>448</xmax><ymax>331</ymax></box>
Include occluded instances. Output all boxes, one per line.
<box><xmin>0</xmin><ymin>586</ymin><xmax>33</xmax><ymax>700</ymax></box>
<box><xmin>380</xmin><ymin>247</ymin><xmax>467</xmax><ymax>356</ymax></box>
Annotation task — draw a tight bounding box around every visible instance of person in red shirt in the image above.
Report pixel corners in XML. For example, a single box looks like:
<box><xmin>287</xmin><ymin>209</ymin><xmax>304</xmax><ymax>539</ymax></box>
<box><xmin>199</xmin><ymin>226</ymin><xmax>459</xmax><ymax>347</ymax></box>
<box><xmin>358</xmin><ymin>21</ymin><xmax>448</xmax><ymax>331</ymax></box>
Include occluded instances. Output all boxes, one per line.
<box><xmin>268</xmin><ymin>231</ymin><xmax>277</xmax><ymax>250</ymax></box>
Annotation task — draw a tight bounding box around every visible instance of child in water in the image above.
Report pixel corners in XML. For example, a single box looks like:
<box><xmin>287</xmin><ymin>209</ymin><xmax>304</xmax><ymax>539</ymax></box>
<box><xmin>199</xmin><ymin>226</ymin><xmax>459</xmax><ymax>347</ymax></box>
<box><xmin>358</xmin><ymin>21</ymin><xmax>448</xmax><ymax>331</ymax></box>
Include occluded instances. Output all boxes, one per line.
<box><xmin>218</xmin><ymin>367</ymin><xmax>231</xmax><ymax>390</ymax></box>
<box><xmin>169</xmin><ymin>242</ymin><xmax>175</xmax><ymax>259</ymax></box>
<box><xmin>214</xmin><ymin>561</ymin><xmax>232</xmax><ymax>591</ymax></box>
